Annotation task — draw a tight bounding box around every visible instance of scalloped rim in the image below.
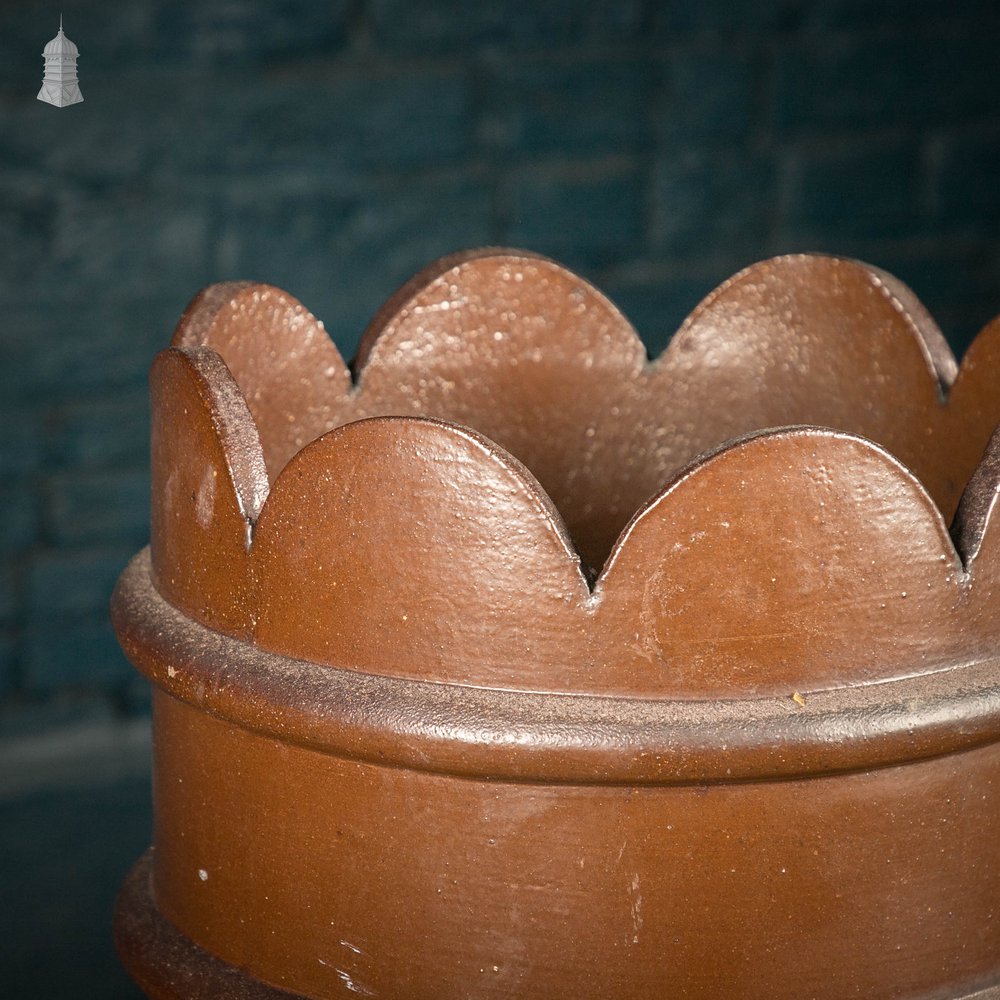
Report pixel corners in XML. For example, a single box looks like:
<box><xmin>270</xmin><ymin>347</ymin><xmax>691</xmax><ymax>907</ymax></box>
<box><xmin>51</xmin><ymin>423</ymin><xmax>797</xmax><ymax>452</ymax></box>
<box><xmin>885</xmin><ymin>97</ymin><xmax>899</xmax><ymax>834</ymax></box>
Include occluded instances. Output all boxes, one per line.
<box><xmin>178</xmin><ymin>250</ymin><xmax>973</xmax><ymax>397</ymax></box>
<box><xmin>154</xmin><ymin>359</ymin><xmax>987</xmax><ymax>596</ymax></box>
<box><xmin>159</xmin><ymin>340</ymin><xmax>991</xmax><ymax>589</ymax></box>
<box><xmin>114</xmin><ymin>549</ymin><xmax>1000</xmax><ymax>785</ymax></box>
<box><xmin>165</xmin><ymin>249</ymin><xmax>1000</xmax><ymax>567</ymax></box>
<box><xmin>146</xmin><ymin>250</ymin><xmax>1000</xmax><ymax>698</ymax></box>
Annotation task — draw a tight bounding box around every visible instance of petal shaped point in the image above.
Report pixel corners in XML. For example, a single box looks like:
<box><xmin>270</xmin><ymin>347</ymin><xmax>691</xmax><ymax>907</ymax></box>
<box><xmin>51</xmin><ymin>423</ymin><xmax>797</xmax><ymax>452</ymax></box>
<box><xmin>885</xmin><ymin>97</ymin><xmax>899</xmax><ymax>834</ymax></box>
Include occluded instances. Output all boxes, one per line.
<box><xmin>250</xmin><ymin>415</ymin><xmax>590</xmax><ymax>690</ymax></box>
<box><xmin>592</xmin><ymin>427</ymin><xmax>967</xmax><ymax>697</ymax></box>
<box><xmin>149</xmin><ymin>347</ymin><xmax>267</xmax><ymax>637</ymax></box>
<box><xmin>174</xmin><ymin>281</ymin><xmax>352</xmax><ymax>480</ymax></box>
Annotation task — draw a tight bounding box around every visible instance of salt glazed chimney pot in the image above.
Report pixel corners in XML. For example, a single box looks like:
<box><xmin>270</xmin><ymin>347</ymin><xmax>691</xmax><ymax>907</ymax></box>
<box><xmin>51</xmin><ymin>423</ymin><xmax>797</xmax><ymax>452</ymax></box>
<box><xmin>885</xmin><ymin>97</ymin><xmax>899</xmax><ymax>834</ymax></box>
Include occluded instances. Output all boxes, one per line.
<box><xmin>112</xmin><ymin>250</ymin><xmax>1000</xmax><ymax>999</ymax></box>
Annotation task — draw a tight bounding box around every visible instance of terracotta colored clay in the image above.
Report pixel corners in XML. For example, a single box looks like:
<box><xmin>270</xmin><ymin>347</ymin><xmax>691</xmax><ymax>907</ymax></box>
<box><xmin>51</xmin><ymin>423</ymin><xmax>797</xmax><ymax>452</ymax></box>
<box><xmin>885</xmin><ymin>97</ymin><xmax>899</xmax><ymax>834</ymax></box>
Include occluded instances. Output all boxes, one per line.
<box><xmin>115</xmin><ymin>250</ymin><xmax>1000</xmax><ymax>999</ymax></box>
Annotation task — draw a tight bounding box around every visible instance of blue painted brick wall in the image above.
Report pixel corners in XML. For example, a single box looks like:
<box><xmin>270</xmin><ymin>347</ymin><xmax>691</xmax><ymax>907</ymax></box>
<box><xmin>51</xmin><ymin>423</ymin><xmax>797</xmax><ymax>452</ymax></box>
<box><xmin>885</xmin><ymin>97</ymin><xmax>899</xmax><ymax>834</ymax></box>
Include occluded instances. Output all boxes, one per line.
<box><xmin>2</xmin><ymin>0</ymin><xmax>1000</xmax><ymax>731</ymax></box>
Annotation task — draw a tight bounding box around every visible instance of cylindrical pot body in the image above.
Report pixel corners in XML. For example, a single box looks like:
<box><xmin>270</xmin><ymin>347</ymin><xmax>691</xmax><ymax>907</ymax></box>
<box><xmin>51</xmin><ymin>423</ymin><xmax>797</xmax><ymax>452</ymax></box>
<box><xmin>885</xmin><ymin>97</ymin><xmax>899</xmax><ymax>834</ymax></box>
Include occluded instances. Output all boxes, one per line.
<box><xmin>112</xmin><ymin>551</ymin><xmax>1000</xmax><ymax>1000</ymax></box>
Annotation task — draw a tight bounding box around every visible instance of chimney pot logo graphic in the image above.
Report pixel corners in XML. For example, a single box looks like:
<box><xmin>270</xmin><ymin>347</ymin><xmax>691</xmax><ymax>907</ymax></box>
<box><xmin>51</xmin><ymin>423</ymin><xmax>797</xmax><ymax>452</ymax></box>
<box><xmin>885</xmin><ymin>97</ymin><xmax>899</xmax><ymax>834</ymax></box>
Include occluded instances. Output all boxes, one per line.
<box><xmin>38</xmin><ymin>15</ymin><xmax>83</xmax><ymax>108</ymax></box>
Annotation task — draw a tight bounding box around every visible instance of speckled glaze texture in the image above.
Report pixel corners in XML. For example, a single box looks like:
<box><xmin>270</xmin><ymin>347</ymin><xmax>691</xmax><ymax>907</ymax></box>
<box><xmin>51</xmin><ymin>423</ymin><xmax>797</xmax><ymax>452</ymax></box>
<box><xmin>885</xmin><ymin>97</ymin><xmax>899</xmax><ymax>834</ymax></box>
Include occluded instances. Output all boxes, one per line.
<box><xmin>114</xmin><ymin>250</ymin><xmax>1000</xmax><ymax>1000</ymax></box>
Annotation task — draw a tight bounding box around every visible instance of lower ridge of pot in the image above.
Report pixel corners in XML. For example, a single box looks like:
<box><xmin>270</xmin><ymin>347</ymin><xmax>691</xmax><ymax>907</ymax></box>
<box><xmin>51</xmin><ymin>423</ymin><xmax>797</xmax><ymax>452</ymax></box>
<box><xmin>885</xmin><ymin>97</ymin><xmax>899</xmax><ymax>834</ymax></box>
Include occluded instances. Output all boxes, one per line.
<box><xmin>115</xmin><ymin>852</ymin><xmax>302</xmax><ymax>1000</ymax></box>
<box><xmin>117</xmin><ymin>848</ymin><xmax>1000</xmax><ymax>1000</ymax></box>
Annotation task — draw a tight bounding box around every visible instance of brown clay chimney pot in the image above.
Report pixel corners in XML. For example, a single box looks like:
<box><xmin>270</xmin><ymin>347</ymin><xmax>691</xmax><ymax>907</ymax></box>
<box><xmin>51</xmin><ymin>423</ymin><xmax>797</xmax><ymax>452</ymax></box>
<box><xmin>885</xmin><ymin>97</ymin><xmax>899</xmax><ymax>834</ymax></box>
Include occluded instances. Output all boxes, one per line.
<box><xmin>113</xmin><ymin>250</ymin><xmax>1000</xmax><ymax>999</ymax></box>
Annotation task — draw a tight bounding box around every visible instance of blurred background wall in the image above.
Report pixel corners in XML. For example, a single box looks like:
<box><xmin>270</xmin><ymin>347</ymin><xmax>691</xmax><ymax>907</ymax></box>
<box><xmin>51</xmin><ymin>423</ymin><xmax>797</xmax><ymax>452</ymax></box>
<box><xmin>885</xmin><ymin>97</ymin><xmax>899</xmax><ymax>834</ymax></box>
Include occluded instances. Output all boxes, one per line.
<box><xmin>1</xmin><ymin>1</ymin><xmax>999</xmax><ymax>996</ymax></box>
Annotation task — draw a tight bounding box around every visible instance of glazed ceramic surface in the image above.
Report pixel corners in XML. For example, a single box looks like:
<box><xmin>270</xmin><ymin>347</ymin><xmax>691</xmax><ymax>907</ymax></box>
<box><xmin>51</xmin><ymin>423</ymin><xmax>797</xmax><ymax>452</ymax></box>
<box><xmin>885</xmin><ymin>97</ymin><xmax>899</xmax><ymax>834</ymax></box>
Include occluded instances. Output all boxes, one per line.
<box><xmin>114</xmin><ymin>251</ymin><xmax>1000</xmax><ymax>999</ymax></box>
